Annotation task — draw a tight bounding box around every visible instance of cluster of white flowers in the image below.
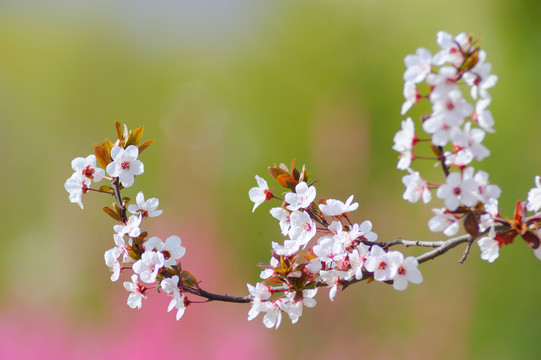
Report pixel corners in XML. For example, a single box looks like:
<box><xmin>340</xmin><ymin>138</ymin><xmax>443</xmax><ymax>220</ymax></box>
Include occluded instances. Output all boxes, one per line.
<box><xmin>64</xmin><ymin>154</ymin><xmax>105</xmax><ymax>208</ymax></box>
<box><xmin>66</xmin><ymin>142</ymin><xmax>188</xmax><ymax>320</ymax></box>
<box><xmin>395</xmin><ymin>31</ymin><xmax>541</xmax><ymax>265</ymax></box>
<box><xmin>248</xmin><ymin>177</ymin><xmax>423</xmax><ymax>329</ymax></box>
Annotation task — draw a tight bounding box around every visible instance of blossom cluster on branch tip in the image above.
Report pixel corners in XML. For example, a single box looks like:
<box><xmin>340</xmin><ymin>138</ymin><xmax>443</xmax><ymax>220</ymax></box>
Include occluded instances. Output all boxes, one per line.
<box><xmin>65</xmin><ymin>123</ymin><xmax>190</xmax><ymax>320</ymax></box>
<box><xmin>247</xmin><ymin>162</ymin><xmax>423</xmax><ymax>329</ymax></box>
<box><xmin>394</xmin><ymin>31</ymin><xmax>541</xmax><ymax>264</ymax></box>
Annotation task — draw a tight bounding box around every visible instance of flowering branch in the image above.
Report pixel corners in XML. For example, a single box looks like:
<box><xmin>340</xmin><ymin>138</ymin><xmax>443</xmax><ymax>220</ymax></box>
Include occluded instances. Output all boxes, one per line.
<box><xmin>64</xmin><ymin>31</ymin><xmax>541</xmax><ymax>330</ymax></box>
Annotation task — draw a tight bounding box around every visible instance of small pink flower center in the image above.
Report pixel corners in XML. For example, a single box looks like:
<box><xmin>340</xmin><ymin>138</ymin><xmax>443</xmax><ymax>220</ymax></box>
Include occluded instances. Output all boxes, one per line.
<box><xmin>398</xmin><ymin>266</ymin><xmax>406</xmax><ymax>276</ymax></box>
<box><xmin>162</xmin><ymin>250</ymin><xmax>171</xmax><ymax>260</ymax></box>
<box><xmin>121</xmin><ymin>161</ymin><xmax>130</xmax><ymax>170</ymax></box>
<box><xmin>446</xmin><ymin>101</ymin><xmax>455</xmax><ymax>111</ymax></box>
<box><xmin>82</xmin><ymin>165</ymin><xmax>95</xmax><ymax>179</ymax></box>
<box><xmin>453</xmin><ymin>187</ymin><xmax>461</xmax><ymax>196</ymax></box>
<box><xmin>378</xmin><ymin>261</ymin><xmax>387</xmax><ymax>270</ymax></box>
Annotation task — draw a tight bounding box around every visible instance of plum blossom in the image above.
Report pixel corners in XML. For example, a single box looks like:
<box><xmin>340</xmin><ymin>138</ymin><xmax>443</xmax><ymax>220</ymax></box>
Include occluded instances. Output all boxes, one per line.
<box><xmin>319</xmin><ymin>195</ymin><xmax>359</xmax><ymax>217</ymax></box>
<box><xmin>448</xmin><ymin>122</ymin><xmax>490</xmax><ymax>166</ymax></box>
<box><xmin>281</xmin><ymin>289</ymin><xmax>318</xmax><ymax>324</ymax></box>
<box><xmin>436</xmin><ymin>170</ymin><xmax>479</xmax><ymax>211</ymax></box>
<box><xmin>473</xmin><ymin>98</ymin><xmax>495</xmax><ymax>133</ymax></box>
<box><xmin>249</xmin><ymin>175</ymin><xmax>273</xmax><ymax>212</ymax></box>
<box><xmin>527</xmin><ymin>176</ymin><xmax>541</xmax><ymax>212</ymax></box>
<box><xmin>161</xmin><ymin>276</ymin><xmax>187</xmax><ymax>321</ymax></box>
<box><xmin>319</xmin><ymin>269</ymin><xmax>348</xmax><ymax>301</ymax></box>
<box><xmin>285</xmin><ymin>182</ymin><xmax>316</xmax><ymax>211</ymax></box>
<box><xmin>106</xmin><ymin>145</ymin><xmax>144</xmax><ymax>188</ymax></box>
<box><xmin>403</xmin><ymin>47</ymin><xmax>432</xmax><ymax>83</ymax></box>
<box><xmin>64</xmin><ymin>173</ymin><xmax>90</xmax><ymax>209</ymax></box>
<box><xmin>104</xmin><ymin>234</ymin><xmax>131</xmax><ymax>281</ymax></box>
<box><xmin>71</xmin><ymin>154</ymin><xmax>105</xmax><ymax>182</ymax></box>
<box><xmin>401</xmin><ymin>82</ymin><xmax>419</xmax><ymax>115</ymax></box>
<box><xmin>344</xmin><ymin>245</ymin><xmax>370</xmax><ymax>281</ymax></box>
<box><xmin>250</xmin><ymin>300</ymin><xmax>284</xmax><ymax>329</ymax></box>
<box><xmin>428</xmin><ymin>208</ymin><xmax>460</xmax><ymax>236</ymax></box>
<box><xmin>364</xmin><ymin>246</ymin><xmax>402</xmax><ymax>282</ymax></box>
<box><xmin>313</xmin><ymin>236</ymin><xmax>346</xmax><ymax>267</ymax></box>
<box><xmin>427</xmin><ymin>66</ymin><xmax>460</xmax><ymax>102</ymax></box>
<box><xmin>393</xmin><ymin>117</ymin><xmax>416</xmax><ymax>170</ymax></box>
<box><xmin>132</xmin><ymin>250</ymin><xmax>165</xmax><ymax>283</ymax></box>
<box><xmin>463</xmin><ymin>50</ymin><xmax>498</xmax><ymax>100</ymax></box>
<box><xmin>470</xmin><ymin>169</ymin><xmax>501</xmax><ymax>204</ymax></box>
<box><xmin>288</xmin><ymin>211</ymin><xmax>317</xmax><ymax>248</ymax></box>
<box><xmin>113</xmin><ymin>214</ymin><xmax>142</xmax><ymax>238</ymax></box>
<box><xmin>402</xmin><ymin>169</ymin><xmax>431</xmax><ymax>204</ymax></box>
<box><xmin>424</xmin><ymin>91</ymin><xmax>473</xmax><ymax>146</ymax></box>
<box><xmin>271</xmin><ymin>240</ymin><xmax>300</xmax><ymax>257</ymax></box>
<box><xmin>144</xmin><ymin>235</ymin><xmax>186</xmax><ymax>267</ymax></box>
<box><xmin>270</xmin><ymin>207</ymin><xmax>291</xmax><ymax>236</ymax></box>
<box><xmin>123</xmin><ymin>274</ymin><xmax>147</xmax><ymax>309</ymax></box>
<box><xmin>392</xmin><ymin>257</ymin><xmax>423</xmax><ymax>291</ymax></box>
<box><xmin>128</xmin><ymin>191</ymin><xmax>162</xmax><ymax>218</ymax></box>
<box><xmin>432</xmin><ymin>31</ymin><xmax>470</xmax><ymax>67</ymax></box>
<box><xmin>477</xmin><ymin>227</ymin><xmax>499</xmax><ymax>263</ymax></box>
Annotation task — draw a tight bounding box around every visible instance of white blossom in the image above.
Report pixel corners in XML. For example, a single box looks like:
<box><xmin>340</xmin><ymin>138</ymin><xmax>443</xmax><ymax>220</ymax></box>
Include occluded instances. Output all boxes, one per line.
<box><xmin>478</xmin><ymin>227</ymin><xmax>499</xmax><ymax>263</ymax></box>
<box><xmin>392</xmin><ymin>257</ymin><xmax>423</xmax><ymax>291</ymax></box>
<box><xmin>428</xmin><ymin>208</ymin><xmax>460</xmax><ymax>236</ymax></box>
<box><xmin>123</xmin><ymin>274</ymin><xmax>147</xmax><ymax>309</ymax></box>
<box><xmin>128</xmin><ymin>191</ymin><xmax>162</xmax><ymax>218</ymax></box>
<box><xmin>319</xmin><ymin>195</ymin><xmax>359</xmax><ymax>217</ymax></box>
<box><xmin>527</xmin><ymin>176</ymin><xmax>541</xmax><ymax>212</ymax></box>
<box><xmin>403</xmin><ymin>47</ymin><xmax>432</xmax><ymax>84</ymax></box>
<box><xmin>392</xmin><ymin>117</ymin><xmax>416</xmax><ymax>170</ymax></box>
<box><xmin>402</xmin><ymin>169</ymin><xmax>431</xmax><ymax>204</ymax></box>
<box><xmin>106</xmin><ymin>145</ymin><xmax>144</xmax><ymax>188</ymax></box>
<box><xmin>288</xmin><ymin>211</ymin><xmax>317</xmax><ymax>248</ymax></box>
<box><xmin>285</xmin><ymin>182</ymin><xmax>317</xmax><ymax>211</ymax></box>
<box><xmin>364</xmin><ymin>246</ymin><xmax>402</xmax><ymax>282</ymax></box>
<box><xmin>249</xmin><ymin>175</ymin><xmax>272</xmax><ymax>212</ymax></box>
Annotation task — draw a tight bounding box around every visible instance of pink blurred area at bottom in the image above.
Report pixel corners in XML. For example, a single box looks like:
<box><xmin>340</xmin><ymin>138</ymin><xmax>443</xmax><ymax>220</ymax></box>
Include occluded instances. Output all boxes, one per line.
<box><xmin>0</xmin><ymin>292</ymin><xmax>272</xmax><ymax>360</ymax></box>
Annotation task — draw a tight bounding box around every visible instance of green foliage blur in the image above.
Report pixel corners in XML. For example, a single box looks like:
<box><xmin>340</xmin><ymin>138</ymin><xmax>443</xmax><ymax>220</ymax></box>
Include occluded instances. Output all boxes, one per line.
<box><xmin>1</xmin><ymin>0</ymin><xmax>541</xmax><ymax>359</ymax></box>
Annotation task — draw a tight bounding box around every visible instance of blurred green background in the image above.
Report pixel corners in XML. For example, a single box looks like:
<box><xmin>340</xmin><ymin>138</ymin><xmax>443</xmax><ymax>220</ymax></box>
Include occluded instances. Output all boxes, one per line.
<box><xmin>1</xmin><ymin>0</ymin><xmax>541</xmax><ymax>359</ymax></box>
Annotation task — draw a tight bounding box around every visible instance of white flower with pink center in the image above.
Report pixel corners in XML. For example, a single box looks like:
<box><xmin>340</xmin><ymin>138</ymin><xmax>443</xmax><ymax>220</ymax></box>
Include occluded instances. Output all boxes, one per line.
<box><xmin>403</xmin><ymin>47</ymin><xmax>432</xmax><ymax>83</ymax></box>
<box><xmin>144</xmin><ymin>235</ymin><xmax>186</xmax><ymax>268</ymax></box>
<box><xmin>436</xmin><ymin>170</ymin><xmax>479</xmax><ymax>211</ymax></box>
<box><xmin>132</xmin><ymin>250</ymin><xmax>165</xmax><ymax>283</ymax></box>
<box><xmin>285</xmin><ymin>182</ymin><xmax>316</xmax><ymax>211</ymax></box>
<box><xmin>123</xmin><ymin>274</ymin><xmax>147</xmax><ymax>309</ymax></box>
<box><xmin>128</xmin><ymin>191</ymin><xmax>162</xmax><ymax>218</ymax></box>
<box><xmin>71</xmin><ymin>154</ymin><xmax>105</xmax><ymax>183</ymax></box>
<box><xmin>364</xmin><ymin>246</ymin><xmax>402</xmax><ymax>282</ymax></box>
<box><xmin>393</xmin><ymin>257</ymin><xmax>423</xmax><ymax>291</ymax></box>
<box><xmin>249</xmin><ymin>175</ymin><xmax>273</xmax><ymax>212</ymax></box>
<box><xmin>106</xmin><ymin>145</ymin><xmax>144</xmax><ymax>188</ymax></box>
<box><xmin>288</xmin><ymin>211</ymin><xmax>317</xmax><ymax>248</ymax></box>
<box><xmin>161</xmin><ymin>276</ymin><xmax>186</xmax><ymax>321</ymax></box>
<box><xmin>402</xmin><ymin>169</ymin><xmax>431</xmax><ymax>204</ymax></box>
<box><xmin>428</xmin><ymin>208</ymin><xmax>460</xmax><ymax>236</ymax></box>
<box><xmin>113</xmin><ymin>214</ymin><xmax>142</xmax><ymax>238</ymax></box>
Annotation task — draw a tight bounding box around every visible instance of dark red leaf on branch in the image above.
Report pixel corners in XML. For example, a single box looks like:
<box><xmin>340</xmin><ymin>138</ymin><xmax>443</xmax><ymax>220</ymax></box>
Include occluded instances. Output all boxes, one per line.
<box><xmin>464</xmin><ymin>212</ymin><xmax>480</xmax><ymax>238</ymax></box>
<box><xmin>522</xmin><ymin>231</ymin><xmax>540</xmax><ymax>250</ymax></box>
